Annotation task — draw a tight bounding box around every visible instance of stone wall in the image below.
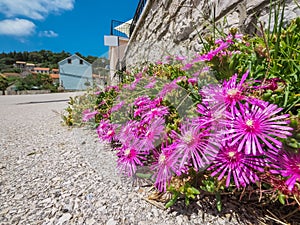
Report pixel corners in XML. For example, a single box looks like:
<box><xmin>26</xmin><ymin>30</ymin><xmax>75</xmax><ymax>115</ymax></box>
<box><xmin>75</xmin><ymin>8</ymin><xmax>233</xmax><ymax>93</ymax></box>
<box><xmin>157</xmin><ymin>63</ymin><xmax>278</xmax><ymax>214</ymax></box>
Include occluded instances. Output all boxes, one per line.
<box><xmin>125</xmin><ymin>0</ymin><xmax>300</xmax><ymax>67</ymax></box>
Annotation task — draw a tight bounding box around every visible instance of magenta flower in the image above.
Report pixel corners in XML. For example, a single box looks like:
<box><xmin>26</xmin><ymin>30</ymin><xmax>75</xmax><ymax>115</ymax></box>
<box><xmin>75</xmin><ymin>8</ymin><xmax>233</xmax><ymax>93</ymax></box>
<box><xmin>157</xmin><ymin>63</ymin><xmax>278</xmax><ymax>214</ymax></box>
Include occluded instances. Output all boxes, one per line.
<box><xmin>175</xmin><ymin>55</ymin><xmax>186</xmax><ymax>61</ymax></box>
<box><xmin>158</xmin><ymin>81</ymin><xmax>179</xmax><ymax>98</ymax></box>
<box><xmin>82</xmin><ymin>109</ymin><xmax>98</xmax><ymax>122</ymax></box>
<box><xmin>123</xmin><ymin>78</ymin><xmax>141</xmax><ymax>90</ymax></box>
<box><xmin>144</xmin><ymin>78</ymin><xmax>157</xmax><ymax>89</ymax></box>
<box><xmin>181</xmin><ymin>63</ymin><xmax>193</xmax><ymax>71</ymax></box>
<box><xmin>188</xmin><ymin>77</ymin><xmax>197</xmax><ymax>85</ymax></box>
<box><xmin>97</xmin><ymin>119</ymin><xmax>118</xmax><ymax>142</ymax></box>
<box><xmin>139</xmin><ymin>117</ymin><xmax>166</xmax><ymax>152</ymax></box>
<box><xmin>111</xmin><ymin>100</ymin><xmax>125</xmax><ymax>112</ymax></box>
<box><xmin>116</xmin><ymin>120</ymin><xmax>140</xmax><ymax>145</ymax></box>
<box><xmin>208</xmin><ymin>143</ymin><xmax>266</xmax><ymax>188</ymax></box>
<box><xmin>133</xmin><ymin>96</ymin><xmax>152</xmax><ymax>118</ymax></box>
<box><xmin>172</xmin><ymin>122</ymin><xmax>219</xmax><ymax>171</ymax></box>
<box><xmin>270</xmin><ymin>150</ymin><xmax>300</xmax><ymax>191</ymax></box>
<box><xmin>105</xmin><ymin>85</ymin><xmax>119</xmax><ymax>92</ymax></box>
<box><xmin>224</xmin><ymin>102</ymin><xmax>293</xmax><ymax>155</ymax></box>
<box><xmin>117</xmin><ymin>144</ymin><xmax>146</xmax><ymax>177</ymax></box>
<box><xmin>134</xmin><ymin>96</ymin><xmax>151</xmax><ymax>108</ymax></box>
<box><xmin>194</xmin><ymin>104</ymin><xmax>224</xmax><ymax>131</ymax></box>
<box><xmin>151</xmin><ymin>142</ymin><xmax>181</xmax><ymax>192</ymax></box>
<box><xmin>192</xmin><ymin>42</ymin><xmax>229</xmax><ymax>63</ymax></box>
<box><xmin>201</xmin><ymin>71</ymin><xmax>249</xmax><ymax>113</ymax></box>
<box><xmin>142</xmin><ymin>106</ymin><xmax>169</xmax><ymax>123</ymax></box>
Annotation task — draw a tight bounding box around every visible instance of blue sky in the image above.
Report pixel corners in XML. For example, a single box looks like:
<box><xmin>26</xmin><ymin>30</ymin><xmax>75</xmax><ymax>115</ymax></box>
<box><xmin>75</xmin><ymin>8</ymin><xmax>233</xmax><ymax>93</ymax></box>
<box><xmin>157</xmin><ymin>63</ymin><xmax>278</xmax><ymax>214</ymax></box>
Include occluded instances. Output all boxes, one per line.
<box><xmin>0</xmin><ymin>0</ymin><xmax>139</xmax><ymax>57</ymax></box>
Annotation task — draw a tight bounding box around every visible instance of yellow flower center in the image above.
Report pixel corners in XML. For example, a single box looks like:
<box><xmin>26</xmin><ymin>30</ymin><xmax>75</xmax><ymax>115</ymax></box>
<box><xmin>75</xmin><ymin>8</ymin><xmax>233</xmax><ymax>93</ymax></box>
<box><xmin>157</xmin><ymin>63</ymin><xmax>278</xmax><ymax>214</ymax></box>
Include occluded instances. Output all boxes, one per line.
<box><xmin>183</xmin><ymin>131</ymin><xmax>193</xmax><ymax>144</ymax></box>
<box><xmin>246</xmin><ymin>119</ymin><xmax>253</xmax><ymax>127</ymax></box>
<box><xmin>228</xmin><ymin>151</ymin><xmax>235</xmax><ymax>158</ymax></box>
<box><xmin>227</xmin><ymin>88</ymin><xmax>239</xmax><ymax>96</ymax></box>
<box><xmin>159</xmin><ymin>154</ymin><xmax>166</xmax><ymax>164</ymax></box>
<box><xmin>124</xmin><ymin>149</ymin><xmax>131</xmax><ymax>156</ymax></box>
<box><xmin>107</xmin><ymin>130</ymin><xmax>114</xmax><ymax>136</ymax></box>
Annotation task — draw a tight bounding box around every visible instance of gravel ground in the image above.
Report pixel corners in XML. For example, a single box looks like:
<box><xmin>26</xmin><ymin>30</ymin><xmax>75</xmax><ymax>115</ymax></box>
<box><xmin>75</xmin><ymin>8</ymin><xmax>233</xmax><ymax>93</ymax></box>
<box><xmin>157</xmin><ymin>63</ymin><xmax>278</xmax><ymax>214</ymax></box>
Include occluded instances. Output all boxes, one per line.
<box><xmin>0</xmin><ymin>93</ymin><xmax>284</xmax><ymax>225</ymax></box>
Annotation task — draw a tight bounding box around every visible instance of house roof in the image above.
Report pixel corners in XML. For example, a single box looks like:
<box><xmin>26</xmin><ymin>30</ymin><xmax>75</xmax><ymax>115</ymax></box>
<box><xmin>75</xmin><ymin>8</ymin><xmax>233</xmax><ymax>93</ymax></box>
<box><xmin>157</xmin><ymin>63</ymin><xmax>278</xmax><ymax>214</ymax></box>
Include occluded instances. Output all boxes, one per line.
<box><xmin>58</xmin><ymin>54</ymin><xmax>91</xmax><ymax>65</ymax></box>
<box><xmin>34</xmin><ymin>67</ymin><xmax>50</xmax><ymax>71</ymax></box>
<box><xmin>26</xmin><ymin>63</ymin><xmax>35</xmax><ymax>66</ymax></box>
<box><xmin>15</xmin><ymin>61</ymin><xmax>26</xmax><ymax>64</ymax></box>
<box><xmin>52</xmin><ymin>68</ymin><xmax>59</xmax><ymax>72</ymax></box>
<box><xmin>50</xmin><ymin>73</ymin><xmax>59</xmax><ymax>79</ymax></box>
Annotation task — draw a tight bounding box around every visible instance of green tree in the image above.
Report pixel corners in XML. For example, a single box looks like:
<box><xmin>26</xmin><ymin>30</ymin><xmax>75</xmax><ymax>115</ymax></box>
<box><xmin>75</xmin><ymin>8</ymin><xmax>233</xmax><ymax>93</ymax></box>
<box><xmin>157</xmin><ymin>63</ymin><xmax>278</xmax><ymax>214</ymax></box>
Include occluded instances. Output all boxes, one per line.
<box><xmin>0</xmin><ymin>75</ymin><xmax>8</xmax><ymax>95</ymax></box>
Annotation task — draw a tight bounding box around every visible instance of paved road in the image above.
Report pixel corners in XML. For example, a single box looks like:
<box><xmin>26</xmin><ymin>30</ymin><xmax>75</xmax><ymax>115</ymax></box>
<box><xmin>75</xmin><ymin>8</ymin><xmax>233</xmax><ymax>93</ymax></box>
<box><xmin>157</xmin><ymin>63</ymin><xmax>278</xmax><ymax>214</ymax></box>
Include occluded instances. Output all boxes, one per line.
<box><xmin>0</xmin><ymin>93</ymin><xmax>241</xmax><ymax>225</ymax></box>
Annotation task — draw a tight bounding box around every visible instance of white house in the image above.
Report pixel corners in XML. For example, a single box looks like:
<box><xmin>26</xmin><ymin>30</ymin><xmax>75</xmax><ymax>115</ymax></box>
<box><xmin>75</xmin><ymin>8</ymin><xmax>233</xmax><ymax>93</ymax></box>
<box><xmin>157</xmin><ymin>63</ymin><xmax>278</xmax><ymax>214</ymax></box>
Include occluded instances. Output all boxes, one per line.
<box><xmin>58</xmin><ymin>54</ymin><xmax>93</xmax><ymax>90</ymax></box>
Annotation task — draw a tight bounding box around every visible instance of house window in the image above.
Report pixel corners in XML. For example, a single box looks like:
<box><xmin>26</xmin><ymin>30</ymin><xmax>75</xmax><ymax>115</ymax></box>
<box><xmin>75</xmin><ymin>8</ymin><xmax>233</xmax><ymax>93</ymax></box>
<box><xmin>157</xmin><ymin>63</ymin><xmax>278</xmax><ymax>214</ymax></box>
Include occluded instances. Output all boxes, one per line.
<box><xmin>79</xmin><ymin>59</ymin><xmax>83</xmax><ymax>65</ymax></box>
<box><xmin>68</xmin><ymin>59</ymin><xmax>72</xmax><ymax>64</ymax></box>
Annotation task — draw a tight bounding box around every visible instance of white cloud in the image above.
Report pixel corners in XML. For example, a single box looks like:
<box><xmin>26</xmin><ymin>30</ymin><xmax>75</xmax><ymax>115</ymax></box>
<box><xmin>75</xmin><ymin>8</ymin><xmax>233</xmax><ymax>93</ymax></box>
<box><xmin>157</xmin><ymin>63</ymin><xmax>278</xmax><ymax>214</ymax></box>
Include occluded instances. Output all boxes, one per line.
<box><xmin>0</xmin><ymin>18</ymin><xmax>36</xmax><ymax>36</ymax></box>
<box><xmin>0</xmin><ymin>0</ymin><xmax>75</xmax><ymax>20</ymax></box>
<box><xmin>39</xmin><ymin>30</ymin><xmax>58</xmax><ymax>38</ymax></box>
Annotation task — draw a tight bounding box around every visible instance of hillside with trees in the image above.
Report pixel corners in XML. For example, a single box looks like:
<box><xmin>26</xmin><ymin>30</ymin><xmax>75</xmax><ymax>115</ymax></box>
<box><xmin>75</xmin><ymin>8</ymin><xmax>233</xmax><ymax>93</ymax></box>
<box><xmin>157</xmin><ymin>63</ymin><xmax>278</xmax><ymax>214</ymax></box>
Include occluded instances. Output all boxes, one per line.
<box><xmin>0</xmin><ymin>50</ymin><xmax>98</xmax><ymax>73</ymax></box>
<box><xmin>0</xmin><ymin>50</ymin><xmax>103</xmax><ymax>94</ymax></box>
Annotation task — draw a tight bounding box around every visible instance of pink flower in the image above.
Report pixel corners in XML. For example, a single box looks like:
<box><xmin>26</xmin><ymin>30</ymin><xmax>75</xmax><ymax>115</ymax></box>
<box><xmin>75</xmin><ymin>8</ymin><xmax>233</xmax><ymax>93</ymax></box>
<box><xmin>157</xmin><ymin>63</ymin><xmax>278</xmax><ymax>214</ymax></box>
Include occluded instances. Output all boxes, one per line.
<box><xmin>117</xmin><ymin>144</ymin><xmax>146</xmax><ymax>177</ymax></box>
<box><xmin>193</xmin><ymin>42</ymin><xmax>229</xmax><ymax>63</ymax></box>
<box><xmin>144</xmin><ymin>78</ymin><xmax>157</xmax><ymax>89</ymax></box>
<box><xmin>201</xmin><ymin>71</ymin><xmax>249</xmax><ymax>113</ymax></box>
<box><xmin>158</xmin><ymin>82</ymin><xmax>179</xmax><ymax>98</ymax></box>
<box><xmin>142</xmin><ymin>106</ymin><xmax>169</xmax><ymax>123</ymax></box>
<box><xmin>224</xmin><ymin>102</ymin><xmax>293</xmax><ymax>155</ymax></box>
<box><xmin>151</xmin><ymin>142</ymin><xmax>181</xmax><ymax>192</ymax></box>
<box><xmin>188</xmin><ymin>77</ymin><xmax>197</xmax><ymax>85</ymax></box>
<box><xmin>270</xmin><ymin>150</ymin><xmax>300</xmax><ymax>191</ymax></box>
<box><xmin>111</xmin><ymin>100</ymin><xmax>125</xmax><ymax>112</ymax></box>
<box><xmin>134</xmin><ymin>96</ymin><xmax>151</xmax><ymax>107</ymax></box>
<box><xmin>105</xmin><ymin>85</ymin><xmax>119</xmax><ymax>92</ymax></box>
<box><xmin>175</xmin><ymin>55</ymin><xmax>186</xmax><ymax>61</ymax></box>
<box><xmin>181</xmin><ymin>63</ymin><xmax>193</xmax><ymax>71</ymax></box>
<box><xmin>97</xmin><ymin>119</ymin><xmax>118</xmax><ymax>142</ymax></box>
<box><xmin>82</xmin><ymin>109</ymin><xmax>98</xmax><ymax>122</ymax></box>
<box><xmin>116</xmin><ymin>120</ymin><xmax>139</xmax><ymax>145</ymax></box>
<box><xmin>208</xmin><ymin>143</ymin><xmax>266</xmax><ymax>188</ymax></box>
<box><xmin>139</xmin><ymin>117</ymin><xmax>166</xmax><ymax>152</ymax></box>
<box><xmin>172</xmin><ymin>122</ymin><xmax>219</xmax><ymax>171</ymax></box>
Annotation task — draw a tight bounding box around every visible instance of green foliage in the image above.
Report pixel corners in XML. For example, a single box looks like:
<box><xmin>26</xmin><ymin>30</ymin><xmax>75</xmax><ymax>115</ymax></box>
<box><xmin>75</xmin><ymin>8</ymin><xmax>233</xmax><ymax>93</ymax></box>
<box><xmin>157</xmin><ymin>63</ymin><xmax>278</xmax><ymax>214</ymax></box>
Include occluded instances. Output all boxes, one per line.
<box><xmin>0</xmin><ymin>75</ymin><xmax>9</xmax><ymax>95</ymax></box>
<box><xmin>278</xmin><ymin>192</ymin><xmax>286</xmax><ymax>205</ymax></box>
<box><xmin>0</xmin><ymin>50</ymin><xmax>100</xmax><ymax>72</ymax></box>
<box><xmin>62</xmin><ymin>90</ymin><xmax>98</xmax><ymax>127</ymax></box>
<box><xmin>62</xmin><ymin>3</ymin><xmax>300</xmax><ymax>214</ymax></box>
<box><xmin>15</xmin><ymin>73</ymin><xmax>56</xmax><ymax>91</ymax></box>
<box><xmin>166</xmin><ymin>180</ymin><xmax>200</xmax><ymax>208</ymax></box>
<box><xmin>95</xmin><ymin>87</ymin><xmax>119</xmax><ymax>123</ymax></box>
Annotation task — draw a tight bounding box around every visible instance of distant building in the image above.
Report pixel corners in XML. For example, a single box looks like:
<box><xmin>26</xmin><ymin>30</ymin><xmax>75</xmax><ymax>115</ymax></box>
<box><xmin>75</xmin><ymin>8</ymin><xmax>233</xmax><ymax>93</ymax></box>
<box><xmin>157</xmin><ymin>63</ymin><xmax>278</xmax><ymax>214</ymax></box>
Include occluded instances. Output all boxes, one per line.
<box><xmin>14</xmin><ymin>61</ymin><xmax>35</xmax><ymax>73</ymax></box>
<box><xmin>25</xmin><ymin>63</ymin><xmax>35</xmax><ymax>71</ymax></box>
<box><xmin>104</xmin><ymin>20</ymin><xmax>130</xmax><ymax>85</ymax></box>
<box><xmin>49</xmin><ymin>68</ymin><xmax>59</xmax><ymax>84</ymax></box>
<box><xmin>33</xmin><ymin>67</ymin><xmax>50</xmax><ymax>74</ymax></box>
<box><xmin>15</xmin><ymin>61</ymin><xmax>26</xmax><ymax>69</ymax></box>
<box><xmin>58</xmin><ymin>54</ymin><xmax>93</xmax><ymax>90</ymax></box>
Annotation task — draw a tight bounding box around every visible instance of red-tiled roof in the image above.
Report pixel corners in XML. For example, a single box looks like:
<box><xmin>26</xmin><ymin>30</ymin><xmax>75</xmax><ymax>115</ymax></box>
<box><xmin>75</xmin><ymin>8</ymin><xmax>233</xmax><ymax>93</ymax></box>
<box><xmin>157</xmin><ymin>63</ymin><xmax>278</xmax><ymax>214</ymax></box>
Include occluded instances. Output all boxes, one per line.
<box><xmin>34</xmin><ymin>67</ymin><xmax>50</xmax><ymax>71</ymax></box>
<box><xmin>50</xmin><ymin>74</ymin><xmax>59</xmax><ymax>79</ymax></box>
